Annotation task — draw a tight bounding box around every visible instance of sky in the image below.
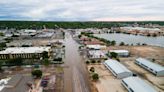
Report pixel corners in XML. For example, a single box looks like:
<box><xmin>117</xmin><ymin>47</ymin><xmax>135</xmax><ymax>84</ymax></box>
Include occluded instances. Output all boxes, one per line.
<box><xmin>0</xmin><ymin>0</ymin><xmax>164</xmax><ymax>21</ymax></box>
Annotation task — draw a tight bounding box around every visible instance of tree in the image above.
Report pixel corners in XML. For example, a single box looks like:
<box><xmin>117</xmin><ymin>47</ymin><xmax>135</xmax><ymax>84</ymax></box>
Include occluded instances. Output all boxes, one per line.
<box><xmin>90</xmin><ymin>67</ymin><xmax>95</xmax><ymax>72</ymax></box>
<box><xmin>92</xmin><ymin>73</ymin><xmax>99</xmax><ymax>81</ymax></box>
<box><xmin>31</xmin><ymin>70</ymin><xmax>42</xmax><ymax>78</ymax></box>
<box><xmin>6</xmin><ymin>58</ymin><xmax>23</xmax><ymax>66</ymax></box>
<box><xmin>42</xmin><ymin>51</ymin><xmax>49</xmax><ymax>59</ymax></box>
<box><xmin>111</xmin><ymin>40</ymin><xmax>116</xmax><ymax>46</ymax></box>
<box><xmin>91</xmin><ymin>60</ymin><xmax>96</xmax><ymax>63</ymax></box>
<box><xmin>14</xmin><ymin>58</ymin><xmax>23</xmax><ymax>66</ymax></box>
<box><xmin>85</xmin><ymin>61</ymin><xmax>90</xmax><ymax>64</ymax></box>
<box><xmin>119</xmin><ymin>42</ymin><xmax>125</xmax><ymax>46</ymax></box>
<box><xmin>43</xmin><ymin>58</ymin><xmax>50</xmax><ymax>66</ymax></box>
<box><xmin>110</xmin><ymin>52</ymin><xmax>118</xmax><ymax>59</ymax></box>
<box><xmin>78</xmin><ymin>35</ymin><xmax>82</xmax><ymax>38</ymax></box>
<box><xmin>0</xmin><ymin>62</ymin><xmax>2</xmax><ymax>71</ymax></box>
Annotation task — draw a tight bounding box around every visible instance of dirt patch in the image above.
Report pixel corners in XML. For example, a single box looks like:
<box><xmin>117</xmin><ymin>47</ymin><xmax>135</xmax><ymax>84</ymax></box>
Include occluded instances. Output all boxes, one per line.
<box><xmin>87</xmin><ymin>64</ymin><xmax>127</xmax><ymax>92</ymax></box>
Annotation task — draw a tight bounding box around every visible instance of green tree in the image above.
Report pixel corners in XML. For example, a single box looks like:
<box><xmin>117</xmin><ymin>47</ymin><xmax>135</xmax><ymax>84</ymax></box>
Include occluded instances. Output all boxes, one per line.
<box><xmin>78</xmin><ymin>35</ymin><xmax>82</xmax><ymax>38</ymax></box>
<box><xmin>0</xmin><ymin>32</ymin><xmax>4</xmax><ymax>36</ymax></box>
<box><xmin>91</xmin><ymin>60</ymin><xmax>96</xmax><ymax>63</ymax></box>
<box><xmin>85</xmin><ymin>61</ymin><xmax>90</xmax><ymax>64</ymax></box>
<box><xmin>90</xmin><ymin>67</ymin><xmax>95</xmax><ymax>72</ymax></box>
<box><xmin>111</xmin><ymin>40</ymin><xmax>116</xmax><ymax>46</ymax></box>
<box><xmin>0</xmin><ymin>62</ymin><xmax>2</xmax><ymax>71</ymax></box>
<box><xmin>31</xmin><ymin>70</ymin><xmax>42</xmax><ymax>78</ymax></box>
<box><xmin>119</xmin><ymin>42</ymin><xmax>125</xmax><ymax>46</ymax></box>
<box><xmin>42</xmin><ymin>51</ymin><xmax>49</xmax><ymax>59</ymax></box>
<box><xmin>43</xmin><ymin>58</ymin><xmax>50</xmax><ymax>66</ymax></box>
<box><xmin>92</xmin><ymin>73</ymin><xmax>99</xmax><ymax>81</ymax></box>
<box><xmin>110</xmin><ymin>52</ymin><xmax>118</xmax><ymax>59</ymax></box>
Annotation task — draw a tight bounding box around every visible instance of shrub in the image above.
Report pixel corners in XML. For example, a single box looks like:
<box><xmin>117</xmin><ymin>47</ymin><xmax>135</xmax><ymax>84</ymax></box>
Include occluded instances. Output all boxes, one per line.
<box><xmin>91</xmin><ymin>60</ymin><xmax>96</xmax><ymax>63</ymax></box>
<box><xmin>86</xmin><ymin>61</ymin><xmax>90</xmax><ymax>64</ymax></box>
<box><xmin>89</xmin><ymin>67</ymin><xmax>95</xmax><ymax>72</ymax></box>
<box><xmin>31</xmin><ymin>70</ymin><xmax>42</xmax><ymax>78</ymax></box>
<box><xmin>92</xmin><ymin>73</ymin><xmax>99</xmax><ymax>81</ymax></box>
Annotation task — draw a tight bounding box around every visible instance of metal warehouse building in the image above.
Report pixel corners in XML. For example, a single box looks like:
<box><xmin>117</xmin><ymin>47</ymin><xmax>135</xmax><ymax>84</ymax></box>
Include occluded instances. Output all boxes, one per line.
<box><xmin>135</xmin><ymin>58</ymin><xmax>164</xmax><ymax>76</ymax></box>
<box><xmin>121</xmin><ymin>77</ymin><xmax>157</xmax><ymax>92</ymax></box>
<box><xmin>109</xmin><ymin>50</ymin><xmax>129</xmax><ymax>57</ymax></box>
<box><xmin>104</xmin><ymin>59</ymin><xmax>132</xmax><ymax>78</ymax></box>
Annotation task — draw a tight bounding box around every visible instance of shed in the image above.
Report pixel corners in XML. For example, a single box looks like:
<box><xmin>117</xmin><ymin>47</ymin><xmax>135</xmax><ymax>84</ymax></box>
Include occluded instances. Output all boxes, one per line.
<box><xmin>109</xmin><ymin>50</ymin><xmax>129</xmax><ymax>57</ymax></box>
<box><xmin>135</xmin><ymin>58</ymin><xmax>164</xmax><ymax>76</ymax></box>
<box><xmin>104</xmin><ymin>59</ymin><xmax>132</xmax><ymax>78</ymax></box>
<box><xmin>121</xmin><ymin>76</ymin><xmax>157</xmax><ymax>92</ymax></box>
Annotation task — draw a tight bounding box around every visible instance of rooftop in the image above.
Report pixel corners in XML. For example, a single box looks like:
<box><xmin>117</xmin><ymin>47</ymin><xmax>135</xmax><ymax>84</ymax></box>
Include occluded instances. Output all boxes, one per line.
<box><xmin>0</xmin><ymin>47</ymin><xmax>51</xmax><ymax>54</ymax></box>
<box><xmin>110</xmin><ymin>50</ymin><xmax>129</xmax><ymax>53</ymax></box>
<box><xmin>136</xmin><ymin>58</ymin><xmax>164</xmax><ymax>72</ymax></box>
<box><xmin>104</xmin><ymin>59</ymin><xmax>132</xmax><ymax>74</ymax></box>
<box><xmin>122</xmin><ymin>77</ymin><xmax>157</xmax><ymax>92</ymax></box>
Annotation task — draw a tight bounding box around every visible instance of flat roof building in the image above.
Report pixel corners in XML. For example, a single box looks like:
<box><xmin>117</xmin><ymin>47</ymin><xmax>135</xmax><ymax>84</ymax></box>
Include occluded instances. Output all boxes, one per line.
<box><xmin>109</xmin><ymin>50</ymin><xmax>129</xmax><ymax>57</ymax></box>
<box><xmin>86</xmin><ymin>45</ymin><xmax>106</xmax><ymax>50</ymax></box>
<box><xmin>0</xmin><ymin>47</ymin><xmax>51</xmax><ymax>59</ymax></box>
<box><xmin>88</xmin><ymin>50</ymin><xmax>106</xmax><ymax>59</ymax></box>
<box><xmin>104</xmin><ymin>59</ymin><xmax>133</xmax><ymax>78</ymax></box>
<box><xmin>135</xmin><ymin>58</ymin><xmax>164</xmax><ymax>76</ymax></box>
<box><xmin>121</xmin><ymin>76</ymin><xmax>157</xmax><ymax>92</ymax></box>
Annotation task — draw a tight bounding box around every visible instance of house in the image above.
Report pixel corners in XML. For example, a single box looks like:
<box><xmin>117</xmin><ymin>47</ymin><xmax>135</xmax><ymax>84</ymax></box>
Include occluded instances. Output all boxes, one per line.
<box><xmin>0</xmin><ymin>74</ymin><xmax>34</xmax><ymax>92</ymax></box>
<box><xmin>121</xmin><ymin>76</ymin><xmax>157</xmax><ymax>92</ymax></box>
<box><xmin>135</xmin><ymin>58</ymin><xmax>164</xmax><ymax>76</ymax></box>
<box><xmin>104</xmin><ymin>59</ymin><xmax>133</xmax><ymax>78</ymax></box>
<box><xmin>109</xmin><ymin>50</ymin><xmax>129</xmax><ymax>57</ymax></box>
<box><xmin>0</xmin><ymin>47</ymin><xmax>51</xmax><ymax>59</ymax></box>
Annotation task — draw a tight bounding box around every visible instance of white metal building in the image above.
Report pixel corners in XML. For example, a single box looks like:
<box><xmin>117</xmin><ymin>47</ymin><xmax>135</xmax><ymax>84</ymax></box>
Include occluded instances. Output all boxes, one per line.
<box><xmin>86</xmin><ymin>45</ymin><xmax>106</xmax><ymax>50</ymax></box>
<box><xmin>104</xmin><ymin>59</ymin><xmax>132</xmax><ymax>78</ymax></box>
<box><xmin>121</xmin><ymin>76</ymin><xmax>157</xmax><ymax>92</ymax></box>
<box><xmin>135</xmin><ymin>58</ymin><xmax>164</xmax><ymax>76</ymax></box>
<box><xmin>109</xmin><ymin>50</ymin><xmax>129</xmax><ymax>57</ymax></box>
<box><xmin>88</xmin><ymin>50</ymin><xmax>106</xmax><ymax>59</ymax></box>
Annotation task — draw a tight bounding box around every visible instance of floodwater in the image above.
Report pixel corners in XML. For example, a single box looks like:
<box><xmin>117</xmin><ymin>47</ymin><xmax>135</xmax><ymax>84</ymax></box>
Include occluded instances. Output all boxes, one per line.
<box><xmin>94</xmin><ymin>33</ymin><xmax>164</xmax><ymax>47</ymax></box>
<box><xmin>63</xmin><ymin>32</ymin><xmax>90</xmax><ymax>92</ymax></box>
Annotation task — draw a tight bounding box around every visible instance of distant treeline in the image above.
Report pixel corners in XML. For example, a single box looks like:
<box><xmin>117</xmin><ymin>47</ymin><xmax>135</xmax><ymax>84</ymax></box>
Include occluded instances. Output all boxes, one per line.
<box><xmin>0</xmin><ymin>21</ymin><xmax>164</xmax><ymax>29</ymax></box>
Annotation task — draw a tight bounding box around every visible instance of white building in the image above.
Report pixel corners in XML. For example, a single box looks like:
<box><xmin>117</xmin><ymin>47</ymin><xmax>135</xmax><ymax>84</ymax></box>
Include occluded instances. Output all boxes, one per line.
<box><xmin>104</xmin><ymin>59</ymin><xmax>133</xmax><ymax>78</ymax></box>
<box><xmin>109</xmin><ymin>50</ymin><xmax>129</xmax><ymax>57</ymax></box>
<box><xmin>86</xmin><ymin>45</ymin><xmax>106</xmax><ymax>50</ymax></box>
<box><xmin>135</xmin><ymin>58</ymin><xmax>164</xmax><ymax>76</ymax></box>
<box><xmin>88</xmin><ymin>50</ymin><xmax>106</xmax><ymax>59</ymax></box>
<box><xmin>0</xmin><ymin>47</ymin><xmax>51</xmax><ymax>59</ymax></box>
<box><xmin>121</xmin><ymin>77</ymin><xmax>157</xmax><ymax>92</ymax></box>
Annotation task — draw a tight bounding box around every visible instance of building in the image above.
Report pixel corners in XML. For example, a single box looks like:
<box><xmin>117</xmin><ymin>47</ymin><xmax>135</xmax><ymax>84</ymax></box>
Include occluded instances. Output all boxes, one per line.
<box><xmin>86</xmin><ymin>45</ymin><xmax>106</xmax><ymax>50</ymax></box>
<box><xmin>104</xmin><ymin>59</ymin><xmax>133</xmax><ymax>78</ymax></box>
<box><xmin>88</xmin><ymin>50</ymin><xmax>106</xmax><ymax>59</ymax></box>
<box><xmin>0</xmin><ymin>47</ymin><xmax>51</xmax><ymax>59</ymax></box>
<box><xmin>135</xmin><ymin>58</ymin><xmax>164</xmax><ymax>76</ymax></box>
<box><xmin>0</xmin><ymin>74</ymin><xmax>34</xmax><ymax>92</ymax></box>
<box><xmin>121</xmin><ymin>76</ymin><xmax>157</xmax><ymax>92</ymax></box>
<box><xmin>109</xmin><ymin>50</ymin><xmax>129</xmax><ymax>57</ymax></box>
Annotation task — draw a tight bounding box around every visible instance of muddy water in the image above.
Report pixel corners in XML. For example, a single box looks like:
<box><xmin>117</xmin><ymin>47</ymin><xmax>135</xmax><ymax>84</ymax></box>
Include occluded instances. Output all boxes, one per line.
<box><xmin>64</xmin><ymin>32</ymin><xmax>90</xmax><ymax>92</ymax></box>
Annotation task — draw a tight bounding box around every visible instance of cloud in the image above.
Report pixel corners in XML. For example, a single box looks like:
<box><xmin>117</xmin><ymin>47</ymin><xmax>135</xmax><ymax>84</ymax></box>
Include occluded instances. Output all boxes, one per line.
<box><xmin>0</xmin><ymin>0</ymin><xmax>164</xmax><ymax>21</ymax></box>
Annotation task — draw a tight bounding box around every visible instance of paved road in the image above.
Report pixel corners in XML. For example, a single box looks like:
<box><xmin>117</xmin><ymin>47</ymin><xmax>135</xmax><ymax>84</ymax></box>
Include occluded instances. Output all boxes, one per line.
<box><xmin>64</xmin><ymin>32</ymin><xmax>90</xmax><ymax>92</ymax></box>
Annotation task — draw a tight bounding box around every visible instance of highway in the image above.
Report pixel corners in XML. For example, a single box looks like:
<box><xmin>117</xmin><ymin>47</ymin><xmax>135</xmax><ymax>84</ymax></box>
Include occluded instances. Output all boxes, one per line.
<box><xmin>63</xmin><ymin>32</ymin><xmax>90</xmax><ymax>92</ymax></box>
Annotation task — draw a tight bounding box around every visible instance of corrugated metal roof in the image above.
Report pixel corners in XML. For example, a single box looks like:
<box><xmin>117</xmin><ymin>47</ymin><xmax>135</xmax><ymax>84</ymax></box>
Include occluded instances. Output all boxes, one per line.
<box><xmin>110</xmin><ymin>50</ymin><xmax>129</xmax><ymax>53</ymax></box>
<box><xmin>122</xmin><ymin>77</ymin><xmax>157</xmax><ymax>92</ymax></box>
<box><xmin>136</xmin><ymin>58</ymin><xmax>164</xmax><ymax>72</ymax></box>
<box><xmin>104</xmin><ymin>59</ymin><xmax>132</xmax><ymax>74</ymax></box>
